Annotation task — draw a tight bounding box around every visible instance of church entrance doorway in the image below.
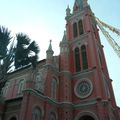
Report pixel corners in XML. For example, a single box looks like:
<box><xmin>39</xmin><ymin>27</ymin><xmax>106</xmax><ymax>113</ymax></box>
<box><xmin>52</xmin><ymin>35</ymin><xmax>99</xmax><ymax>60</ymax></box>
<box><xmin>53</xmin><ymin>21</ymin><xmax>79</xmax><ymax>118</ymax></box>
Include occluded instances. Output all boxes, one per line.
<box><xmin>79</xmin><ymin>115</ymin><xmax>95</xmax><ymax>120</ymax></box>
<box><xmin>9</xmin><ymin>117</ymin><xmax>17</xmax><ymax>120</ymax></box>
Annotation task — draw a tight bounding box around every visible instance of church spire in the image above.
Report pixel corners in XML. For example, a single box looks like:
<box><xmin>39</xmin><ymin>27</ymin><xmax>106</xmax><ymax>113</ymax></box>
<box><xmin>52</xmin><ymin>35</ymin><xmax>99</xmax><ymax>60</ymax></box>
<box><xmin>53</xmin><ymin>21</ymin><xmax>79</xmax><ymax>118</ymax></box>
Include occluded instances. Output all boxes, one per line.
<box><xmin>62</xmin><ymin>31</ymin><xmax>67</xmax><ymax>43</ymax></box>
<box><xmin>46</xmin><ymin>40</ymin><xmax>54</xmax><ymax>62</ymax></box>
<box><xmin>47</xmin><ymin>40</ymin><xmax>53</xmax><ymax>51</ymax></box>
<box><xmin>73</xmin><ymin>0</ymin><xmax>88</xmax><ymax>12</ymax></box>
<box><xmin>60</xmin><ymin>31</ymin><xmax>69</xmax><ymax>54</ymax></box>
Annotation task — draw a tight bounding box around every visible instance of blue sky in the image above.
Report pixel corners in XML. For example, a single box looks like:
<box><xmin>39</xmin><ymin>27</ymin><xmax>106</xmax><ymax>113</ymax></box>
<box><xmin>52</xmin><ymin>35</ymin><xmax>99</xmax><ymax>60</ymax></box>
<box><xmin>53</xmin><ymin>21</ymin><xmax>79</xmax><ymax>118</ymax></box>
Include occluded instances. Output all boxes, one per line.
<box><xmin>0</xmin><ymin>0</ymin><xmax>120</xmax><ymax>106</ymax></box>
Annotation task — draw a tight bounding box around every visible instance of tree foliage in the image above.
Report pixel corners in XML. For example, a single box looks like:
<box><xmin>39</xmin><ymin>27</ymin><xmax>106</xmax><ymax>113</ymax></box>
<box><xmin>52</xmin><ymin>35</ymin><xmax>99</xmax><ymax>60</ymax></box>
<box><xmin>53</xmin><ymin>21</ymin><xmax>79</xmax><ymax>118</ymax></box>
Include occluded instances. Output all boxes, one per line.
<box><xmin>15</xmin><ymin>33</ymin><xmax>39</xmax><ymax>69</ymax></box>
<box><xmin>0</xmin><ymin>26</ymin><xmax>40</xmax><ymax>93</ymax></box>
<box><xmin>0</xmin><ymin>26</ymin><xmax>14</xmax><ymax>92</ymax></box>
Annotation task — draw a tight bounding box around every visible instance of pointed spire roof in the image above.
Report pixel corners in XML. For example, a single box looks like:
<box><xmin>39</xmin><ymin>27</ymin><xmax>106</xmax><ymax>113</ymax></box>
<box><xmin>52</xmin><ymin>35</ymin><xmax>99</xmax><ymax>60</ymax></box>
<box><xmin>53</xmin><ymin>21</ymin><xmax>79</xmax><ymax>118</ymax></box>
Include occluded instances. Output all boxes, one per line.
<box><xmin>46</xmin><ymin>40</ymin><xmax>54</xmax><ymax>54</ymax></box>
<box><xmin>73</xmin><ymin>0</ymin><xmax>88</xmax><ymax>12</ymax></box>
<box><xmin>48</xmin><ymin>40</ymin><xmax>53</xmax><ymax>51</ymax></box>
<box><xmin>62</xmin><ymin>31</ymin><xmax>67</xmax><ymax>43</ymax></box>
<box><xmin>46</xmin><ymin>40</ymin><xmax>54</xmax><ymax>62</ymax></box>
<box><xmin>46</xmin><ymin>40</ymin><xmax>54</xmax><ymax>58</ymax></box>
<box><xmin>60</xmin><ymin>31</ymin><xmax>68</xmax><ymax>46</ymax></box>
<box><xmin>66</xmin><ymin>5</ymin><xmax>71</xmax><ymax>16</ymax></box>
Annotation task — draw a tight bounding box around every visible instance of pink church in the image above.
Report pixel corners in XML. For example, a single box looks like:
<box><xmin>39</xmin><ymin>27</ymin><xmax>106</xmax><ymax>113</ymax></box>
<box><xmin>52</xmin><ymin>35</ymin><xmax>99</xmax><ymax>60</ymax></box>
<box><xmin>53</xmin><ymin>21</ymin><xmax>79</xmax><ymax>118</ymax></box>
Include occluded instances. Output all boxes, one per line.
<box><xmin>0</xmin><ymin>0</ymin><xmax>120</xmax><ymax>120</ymax></box>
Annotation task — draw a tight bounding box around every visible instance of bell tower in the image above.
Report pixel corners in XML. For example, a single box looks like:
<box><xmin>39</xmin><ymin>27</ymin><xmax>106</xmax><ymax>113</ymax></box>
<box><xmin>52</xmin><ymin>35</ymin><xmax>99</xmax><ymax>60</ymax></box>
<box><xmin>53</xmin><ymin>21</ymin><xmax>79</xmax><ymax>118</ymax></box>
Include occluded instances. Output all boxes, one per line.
<box><xmin>59</xmin><ymin>0</ymin><xmax>120</xmax><ymax>119</ymax></box>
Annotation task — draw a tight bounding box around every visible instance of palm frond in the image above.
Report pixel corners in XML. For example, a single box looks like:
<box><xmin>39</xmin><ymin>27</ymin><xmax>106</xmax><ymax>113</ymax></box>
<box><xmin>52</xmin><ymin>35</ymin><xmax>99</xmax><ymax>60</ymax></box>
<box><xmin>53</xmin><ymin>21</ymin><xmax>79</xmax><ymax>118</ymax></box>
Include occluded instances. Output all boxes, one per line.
<box><xmin>16</xmin><ymin>33</ymin><xmax>30</xmax><ymax>46</ymax></box>
<box><xmin>15</xmin><ymin>33</ymin><xmax>40</xmax><ymax>69</ymax></box>
<box><xmin>28</xmin><ymin>41</ymin><xmax>40</xmax><ymax>54</ymax></box>
<box><xmin>0</xmin><ymin>26</ymin><xmax>12</xmax><ymax>44</ymax></box>
<box><xmin>0</xmin><ymin>26</ymin><xmax>12</xmax><ymax>58</ymax></box>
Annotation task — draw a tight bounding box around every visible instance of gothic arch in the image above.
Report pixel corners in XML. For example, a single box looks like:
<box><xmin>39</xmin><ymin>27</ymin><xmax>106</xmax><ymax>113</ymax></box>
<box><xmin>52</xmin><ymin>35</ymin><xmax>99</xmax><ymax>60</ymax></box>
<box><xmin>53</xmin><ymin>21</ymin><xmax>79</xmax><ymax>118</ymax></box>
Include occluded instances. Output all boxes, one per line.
<box><xmin>81</xmin><ymin>45</ymin><xmax>88</xmax><ymax>70</ymax></box>
<box><xmin>74</xmin><ymin>111</ymin><xmax>99</xmax><ymax>120</ymax></box>
<box><xmin>48</xmin><ymin>109</ymin><xmax>58</xmax><ymax>120</ymax></box>
<box><xmin>32</xmin><ymin>106</ymin><xmax>42</xmax><ymax>120</ymax></box>
<box><xmin>8</xmin><ymin>114</ymin><xmax>18</xmax><ymax>120</ymax></box>
<box><xmin>73</xmin><ymin>22</ymin><xmax>78</xmax><ymax>38</ymax></box>
<box><xmin>49</xmin><ymin>112</ymin><xmax>57</xmax><ymax>120</ymax></box>
<box><xmin>74</xmin><ymin>47</ymin><xmax>81</xmax><ymax>72</ymax></box>
<box><xmin>2</xmin><ymin>82</ymin><xmax>9</xmax><ymax>97</ymax></box>
<box><xmin>17</xmin><ymin>79</ymin><xmax>25</xmax><ymax>94</ymax></box>
<box><xmin>32</xmin><ymin>105</ymin><xmax>44</xmax><ymax>117</ymax></box>
<box><xmin>78</xmin><ymin>19</ymin><xmax>84</xmax><ymax>35</ymax></box>
<box><xmin>51</xmin><ymin>78</ymin><xmax>58</xmax><ymax>99</ymax></box>
<box><xmin>52</xmin><ymin>76</ymin><xmax>59</xmax><ymax>85</ymax></box>
<box><xmin>35</xmin><ymin>72</ymin><xmax>44</xmax><ymax>92</ymax></box>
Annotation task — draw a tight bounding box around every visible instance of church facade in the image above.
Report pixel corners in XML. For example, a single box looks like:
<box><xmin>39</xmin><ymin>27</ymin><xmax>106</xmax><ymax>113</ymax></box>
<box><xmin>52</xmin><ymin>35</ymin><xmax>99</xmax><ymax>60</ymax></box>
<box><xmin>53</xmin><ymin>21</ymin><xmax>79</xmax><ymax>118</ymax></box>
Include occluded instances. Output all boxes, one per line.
<box><xmin>0</xmin><ymin>0</ymin><xmax>120</xmax><ymax>120</ymax></box>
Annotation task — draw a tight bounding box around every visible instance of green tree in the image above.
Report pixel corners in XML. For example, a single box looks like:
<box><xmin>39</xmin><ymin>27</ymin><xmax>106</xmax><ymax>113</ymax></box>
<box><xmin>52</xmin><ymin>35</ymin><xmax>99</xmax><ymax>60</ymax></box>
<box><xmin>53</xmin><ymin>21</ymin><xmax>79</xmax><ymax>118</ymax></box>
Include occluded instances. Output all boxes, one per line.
<box><xmin>0</xmin><ymin>27</ymin><xmax>40</xmax><ymax>94</ymax></box>
<box><xmin>14</xmin><ymin>33</ymin><xmax>39</xmax><ymax>69</ymax></box>
<box><xmin>0</xmin><ymin>26</ymin><xmax>14</xmax><ymax>93</ymax></box>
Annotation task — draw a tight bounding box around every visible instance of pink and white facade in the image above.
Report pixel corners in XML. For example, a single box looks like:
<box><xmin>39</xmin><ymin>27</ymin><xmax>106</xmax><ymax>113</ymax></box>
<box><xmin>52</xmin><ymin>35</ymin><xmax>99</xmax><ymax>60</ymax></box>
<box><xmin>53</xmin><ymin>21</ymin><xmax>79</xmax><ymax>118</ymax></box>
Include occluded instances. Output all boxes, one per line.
<box><xmin>0</xmin><ymin>0</ymin><xmax>120</xmax><ymax>120</ymax></box>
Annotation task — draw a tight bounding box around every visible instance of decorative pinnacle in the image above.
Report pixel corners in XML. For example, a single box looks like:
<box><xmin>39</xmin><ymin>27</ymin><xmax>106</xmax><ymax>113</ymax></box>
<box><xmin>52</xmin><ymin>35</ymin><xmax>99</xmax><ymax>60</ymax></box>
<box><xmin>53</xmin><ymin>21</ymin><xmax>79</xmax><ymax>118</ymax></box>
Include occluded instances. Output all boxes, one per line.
<box><xmin>67</xmin><ymin>5</ymin><xmax>70</xmax><ymax>9</ymax></box>
<box><xmin>61</xmin><ymin>31</ymin><xmax>67</xmax><ymax>43</ymax></box>
<box><xmin>46</xmin><ymin>40</ymin><xmax>54</xmax><ymax>58</ymax></box>
<box><xmin>66</xmin><ymin>5</ymin><xmax>71</xmax><ymax>16</ymax></box>
<box><xmin>64</xmin><ymin>30</ymin><xmax>66</xmax><ymax>35</ymax></box>
<box><xmin>48</xmin><ymin>39</ymin><xmax>52</xmax><ymax>51</ymax></box>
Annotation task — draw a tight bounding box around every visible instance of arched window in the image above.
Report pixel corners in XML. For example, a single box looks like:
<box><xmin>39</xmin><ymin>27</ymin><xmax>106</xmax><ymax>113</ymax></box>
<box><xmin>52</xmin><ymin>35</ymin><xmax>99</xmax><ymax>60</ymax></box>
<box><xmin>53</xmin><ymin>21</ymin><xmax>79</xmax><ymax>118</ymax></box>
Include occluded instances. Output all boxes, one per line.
<box><xmin>73</xmin><ymin>22</ymin><xmax>78</xmax><ymax>38</ymax></box>
<box><xmin>75</xmin><ymin>47</ymin><xmax>81</xmax><ymax>72</ymax></box>
<box><xmin>33</xmin><ymin>107</ymin><xmax>42</xmax><ymax>120</ymax></box>
<box><xmin>2</xmin><ymin>82</ymin><xmax>9</xmax><ymax>96</ymax></box>
<box><xmin>35</xmin><ymin>74</ymin><xmax>43</xmax><ymax>92</ymax></box>
<box><xmin>78</xmin><ymin>20</ymin><xmax>84</xmax><ymax>35</ymax></box>
<box><xmin>51</xmin><ymin>78</ymin><xmax>57</xmax><ymax>99</ymax></box>
<box><xmin>81</xmin><ymin>45</ymin><xmax>88</xmax><ymax>70</ymax></box>
<box><xmin>18</xmin><ymin>79</ymin><xmax>25</xmax><ymax>94</ymax></box>
<box><xmin>49</xmin><ymin>112</ymin><xmax>56</xmax><ymax>120</ymax></box>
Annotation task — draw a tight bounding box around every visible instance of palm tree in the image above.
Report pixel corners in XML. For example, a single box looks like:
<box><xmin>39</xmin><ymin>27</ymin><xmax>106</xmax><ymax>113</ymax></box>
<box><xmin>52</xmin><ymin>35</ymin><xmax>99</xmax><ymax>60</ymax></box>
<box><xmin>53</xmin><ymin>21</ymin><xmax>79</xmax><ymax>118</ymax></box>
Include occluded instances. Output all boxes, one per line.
<box><xmin>0</xmin><ymin>26</ymin><xmax>14</xmax><ymax>93</ymax></box>
<box><xmin>15</xmin><ymin>33</ymin><xmax>39</xmax><ymax>69</ymax></box>
<box><xmin>0</xmin><ymin>26</ymin><xmax>12</xmax><ymax>59</ymax></box>
<box><xmin>0</xmin><ymin>27</ymin><xmax>39</xmax><ymax>93</ymax></box>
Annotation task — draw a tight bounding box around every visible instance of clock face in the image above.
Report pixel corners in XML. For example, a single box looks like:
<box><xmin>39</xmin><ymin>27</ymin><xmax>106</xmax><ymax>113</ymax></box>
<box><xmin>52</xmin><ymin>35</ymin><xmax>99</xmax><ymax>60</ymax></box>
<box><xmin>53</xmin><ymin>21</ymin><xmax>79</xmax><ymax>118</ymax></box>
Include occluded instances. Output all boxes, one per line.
<box><xmin>75</xmin><ymin>79</ymin><xmax>93</xmax><ymax>98</ymax></box>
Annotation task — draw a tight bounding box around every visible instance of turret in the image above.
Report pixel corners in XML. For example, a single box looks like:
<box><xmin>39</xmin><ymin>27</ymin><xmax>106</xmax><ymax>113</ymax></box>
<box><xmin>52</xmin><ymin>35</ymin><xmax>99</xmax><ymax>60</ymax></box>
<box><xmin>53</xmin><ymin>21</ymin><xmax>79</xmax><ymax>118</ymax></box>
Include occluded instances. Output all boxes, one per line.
<box><xmin>60</xmin><ymin>31</ymin><xmax>69</xmax><ymax>54</ymax></box>
<box><xmin>66</xmin><ymin>5</ymin><xmax>71</xmax><ymax>17</ymax></box>
<box><xmin>46</xmin><ymin>40</ymin><xmax>54</xmax><ymax>64</ymax></box>
<box><xmin>59</xmin><ymin>31</ymin><xmax>70</xmax><ymax>71</ymax></box>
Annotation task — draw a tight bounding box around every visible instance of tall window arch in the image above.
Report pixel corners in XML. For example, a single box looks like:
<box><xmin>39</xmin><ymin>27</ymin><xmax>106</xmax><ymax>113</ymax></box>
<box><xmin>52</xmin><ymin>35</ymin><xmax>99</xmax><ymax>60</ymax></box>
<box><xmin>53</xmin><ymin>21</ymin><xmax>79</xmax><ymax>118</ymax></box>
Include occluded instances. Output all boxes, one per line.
<box><xmin>51</xmin><ymin>78</ymin><xmax>57</xmax><ymax>99</ymax></box>
<box><xmin>35</xmin><ymin>73</ymin><xmax>44</xmax><ymax>92</ymax></box>
<box><xmin>49</xmin><ymin>112</ymin><xmax>56</xmax><ymax>120</ymax></box>
<box><xmin>73</xmin><ymin>22</ymin><xmax>78</xmax><ymax>38</ymax></box>
<box><xmin>32</xmin><ymin>107</ymin><xmax>42</xmax><ymax>120</ymax></box>
<box><xmin>18</xmin><ymin>79</ymin><xmax>25</xmax><ymax>94</ymax></box>
<box><xmin>78</xmin><ymin>20</ymin><xmax>84</xmax><ymax>35</ymax></box>
<box><xmin>81</xmin><ymin>45</ymin><xmax>88</xmax><ymax>70</ymax></box>
<box><xmin>2</xmin><ymin>82</ymin><xmax>9</xmax><ymax>96</ymax></box>
<box><xmin>75</xmin><ymin>47</ymin><xmax>81</xmax><ymax>72</ymax></box>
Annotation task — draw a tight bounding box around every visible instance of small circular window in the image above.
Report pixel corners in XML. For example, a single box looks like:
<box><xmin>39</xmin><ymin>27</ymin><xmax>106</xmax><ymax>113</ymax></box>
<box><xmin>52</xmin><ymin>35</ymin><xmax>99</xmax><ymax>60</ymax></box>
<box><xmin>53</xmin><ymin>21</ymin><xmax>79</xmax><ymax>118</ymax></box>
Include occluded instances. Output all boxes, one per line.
<box><xmin>74</xmin><ymin>79</ymin><xmax>93</xmax><ymax>99</ymax></box>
